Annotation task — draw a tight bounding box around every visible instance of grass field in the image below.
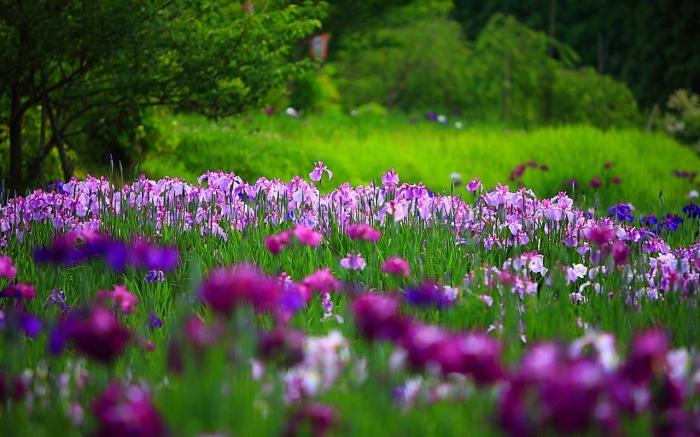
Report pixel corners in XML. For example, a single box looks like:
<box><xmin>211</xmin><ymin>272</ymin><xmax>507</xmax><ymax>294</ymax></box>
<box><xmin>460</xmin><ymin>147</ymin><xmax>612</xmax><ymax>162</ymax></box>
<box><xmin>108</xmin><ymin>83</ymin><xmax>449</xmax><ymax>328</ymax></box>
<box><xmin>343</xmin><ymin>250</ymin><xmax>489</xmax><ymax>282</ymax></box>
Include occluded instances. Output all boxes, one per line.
<box><xmin>142</xmin><ymin>111</ymin><xmax>700</xmax><ymax>213</ymax></box>
<box><xmin>1</xmin><ymin>162</ymin><xmax>698</xmax><ymax>435</ymax></box>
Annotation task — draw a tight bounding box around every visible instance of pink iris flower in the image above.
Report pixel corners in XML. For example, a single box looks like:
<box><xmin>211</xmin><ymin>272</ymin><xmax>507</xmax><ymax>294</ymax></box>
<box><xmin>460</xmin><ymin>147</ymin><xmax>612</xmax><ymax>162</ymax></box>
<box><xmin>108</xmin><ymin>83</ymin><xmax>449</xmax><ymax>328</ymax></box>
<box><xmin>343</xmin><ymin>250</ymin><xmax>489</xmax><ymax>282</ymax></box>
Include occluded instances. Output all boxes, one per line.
<box><xmin>346</xmin><ymin>224</ymin><xmax>381</xmax><ymax>242</ymax></box>
<box><xmin>293</xmin><ymin>224</ymin><xmax>322</xmax><ymax>247</ymax></box>
<box><xmin>340</xmin><ymin>253</ymin><xmax>366</xmax><ymax>271</ymax></box>
<box><xmin>467</xmin><ymin>178</ymin><xmax>482</xmax><ymax>192</ymax></box>
<box><xmin>264</xmin><ymin>231</ymin><xmax>291</xmax><ymax>255</ymax></box>
<box><xmin>303</xmin><ymin>268</ymin><xmax>340</xmax><ymax>293</ymax></box>
<box><xmin>98</xmin><ymin>285</ymin><xmax>139</xmax><ymax>315</ymax></box>
<box><xmin>381</xmin><ymin>257</ymin><xmax>410</xmax><ymax>277</ymax></box>
<box><xmin>0</xmin><ymin>256</ymin><xmax>17</xmax><ymax>279</ymax></box>
<box><xmin>381</xmin><ymin>169</ymin><xmax>399</xmax><ymax>189</ymax></box>
<box><xmin>309</xmin><ymin>161</ymin><xmax>333</xmax><ymax>182</ymax></box>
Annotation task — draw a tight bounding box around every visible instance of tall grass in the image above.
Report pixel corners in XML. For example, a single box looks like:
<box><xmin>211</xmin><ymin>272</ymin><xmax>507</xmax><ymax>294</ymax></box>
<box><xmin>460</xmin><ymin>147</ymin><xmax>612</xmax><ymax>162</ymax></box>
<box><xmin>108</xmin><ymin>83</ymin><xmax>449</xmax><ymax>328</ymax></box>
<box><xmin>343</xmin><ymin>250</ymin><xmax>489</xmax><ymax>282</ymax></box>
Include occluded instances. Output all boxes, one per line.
<box><xmin>143</xmin><ymin>111</ymin><xmax>699</xmax><ymax>212</ymax></box>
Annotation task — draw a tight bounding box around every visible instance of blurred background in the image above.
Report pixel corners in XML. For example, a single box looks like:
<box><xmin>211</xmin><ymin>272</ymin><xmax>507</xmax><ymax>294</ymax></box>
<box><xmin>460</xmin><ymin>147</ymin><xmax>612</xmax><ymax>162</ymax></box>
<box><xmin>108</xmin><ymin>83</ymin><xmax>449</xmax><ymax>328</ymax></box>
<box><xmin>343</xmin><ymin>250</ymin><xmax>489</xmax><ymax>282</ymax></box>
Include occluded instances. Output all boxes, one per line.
<box><xmin>1</xmin><ymin>0</ymin><xmax>699</xmax><ymax>209</ymax></box>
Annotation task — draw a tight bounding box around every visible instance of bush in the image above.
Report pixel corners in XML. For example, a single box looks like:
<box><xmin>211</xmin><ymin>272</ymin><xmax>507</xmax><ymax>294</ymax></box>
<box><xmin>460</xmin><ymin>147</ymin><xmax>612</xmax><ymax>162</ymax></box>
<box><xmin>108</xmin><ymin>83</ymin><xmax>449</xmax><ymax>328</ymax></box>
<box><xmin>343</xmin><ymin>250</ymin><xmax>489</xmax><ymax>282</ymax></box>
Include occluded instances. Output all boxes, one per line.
<box><xmin>661</xmin><ymin>89</ymin><xmax>700</xmax><ymax>151</ymax></box>
<box><xmin>288</xmin><ymin>67</ymin><xmax>342</xmax><ymax>113</ymax></box>
<box><xmin>551</xmin><ymin>67</ymin><xmax>640</xmax><ymax>128</ymax></box>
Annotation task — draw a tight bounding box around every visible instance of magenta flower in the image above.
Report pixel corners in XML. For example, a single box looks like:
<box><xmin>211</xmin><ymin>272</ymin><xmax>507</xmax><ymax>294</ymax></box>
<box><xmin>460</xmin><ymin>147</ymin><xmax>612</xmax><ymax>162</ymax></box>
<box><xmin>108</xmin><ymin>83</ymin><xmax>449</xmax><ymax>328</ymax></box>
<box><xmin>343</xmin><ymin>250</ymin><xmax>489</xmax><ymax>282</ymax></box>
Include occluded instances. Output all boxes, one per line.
<box><xmin>431</xmin><ymin>332</ymin><xmax>505</xmax><ymax>382</ymax></box>
<box><xmin>623</xmin><ymin>328</ymin><xmax>669</xmax><ymax>384</ymax></box>
<box><xmin>0</xmin><ymin>256</ymin><xmax>17</xmax><ymax>280</ymax></box>
<box><xmin>381</xmin><ymin>169</ymin><xmax>400</xmax><ymax>189</ymax></box>
<box><xmin>340</xmin><ymin>253</ymin><xmax>366</xmax><ymax>271</ymax></box>
<box><xmin>0</xmin><ymin>282</ymin><xmax>35</xmax><ymax>300</ymax></box>
<box><xmin>292</xmin><ymin>224</ymin><xmax>322</xmax><ymax>247</ymax></box>
<box><xmin>612</xmin><ymin>241</ymin><xmax>630</xmax><ymax>266</ymax></box>
<box><xmin>93</xmin><ymin>382</ymin><xmax>165</xmax><ymax>437</ymax></box>
<box><xmin>309</xmin><ymin>161</ymin><xmax>333</xmax><ymax>182</ymax></box>
<box><xmin>467</xmin><ymin>178</ymin><xmax>482</xmax><ymax>192</ymax></box>
<box><xmin>67</xmin><ymin>306</ymin><xmax>131</xmax><ymax>363</ymax></box>
<box><xmin>381</xmin><ymin>257</ymin><xmax>410</xmax><ymax>277</ymax></box>
<box><xmin>352</xmin><ymin>294</ymin><xmax>408</xmax><ymax>342</ymax></box>
<box><xmin>346</xmin><ymin>224</ymin><xmax>381</xmax><ymax>242</ymax></box>
<box><xmin>98</xmin><ymin>285</ymin><xmax>139</xmax><ymax>315</ymax></box>
<box><xmin>589</xmin><ymin>177</ymin><xmax>602</xmax><ymax>189</ymax></box>
<box><xmin>264</xmin><ymin>230</ymin><xmax>291</xmax><ymax>255</ymax></box>
<box><xmin>200</xmin><ymin>264</ymin><xmax>281</xmax><ymax>315</ymax></box>
<box><xmin>584</xmin><ymin>223</ymin><xmax>615</xmax><ymax>246</ymax></box>
<box><xmin>303</xmin><ymin>268</ymin><xmax>340</xmax><ymax>294</ymax></box>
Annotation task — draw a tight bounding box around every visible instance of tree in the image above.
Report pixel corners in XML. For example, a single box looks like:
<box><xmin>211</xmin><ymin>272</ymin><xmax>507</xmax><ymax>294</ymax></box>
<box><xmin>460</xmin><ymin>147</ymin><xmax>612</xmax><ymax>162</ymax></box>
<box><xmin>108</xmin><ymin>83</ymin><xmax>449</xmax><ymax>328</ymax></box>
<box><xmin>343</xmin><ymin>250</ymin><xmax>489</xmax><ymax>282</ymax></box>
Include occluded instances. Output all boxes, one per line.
<box><xmin>0</xmin><ymin>0</ymin><xmax>324</xmax><ymax>192</ymax></box>
<box><xmin>451</xmin><ymin>0</ymin><xmax>700</xmax><ymax>108</ymax></box>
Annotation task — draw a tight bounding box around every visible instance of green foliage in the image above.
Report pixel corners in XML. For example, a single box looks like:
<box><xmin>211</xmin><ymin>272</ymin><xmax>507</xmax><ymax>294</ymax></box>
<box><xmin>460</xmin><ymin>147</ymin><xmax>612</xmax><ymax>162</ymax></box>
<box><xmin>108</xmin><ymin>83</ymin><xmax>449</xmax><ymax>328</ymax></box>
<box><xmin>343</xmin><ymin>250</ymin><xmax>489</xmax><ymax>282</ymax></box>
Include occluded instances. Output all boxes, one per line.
<box><xmin>551</xmin><ymin>67</ymin><xmax>640</xmax><ymax>128</ymax></box>
<box><xmin>0</xmin><ymin>0</ymin><xmax>325</xmax><ymax>190</ymax></box>
<box><xmin>335</xmin><ymin>16</ymin><xmax>473</xmax><ymax>111</ymax></box>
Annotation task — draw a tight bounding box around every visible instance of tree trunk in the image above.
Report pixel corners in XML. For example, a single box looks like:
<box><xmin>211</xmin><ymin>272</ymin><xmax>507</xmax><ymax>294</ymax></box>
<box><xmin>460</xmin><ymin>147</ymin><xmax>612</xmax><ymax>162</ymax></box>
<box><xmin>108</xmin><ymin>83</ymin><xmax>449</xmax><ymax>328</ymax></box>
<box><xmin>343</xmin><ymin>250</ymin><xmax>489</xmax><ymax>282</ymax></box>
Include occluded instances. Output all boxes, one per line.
<box><xmin>55</xmin><ymin>139</ymin><xmax>74</xmax><ymax>181</ymax></box>
<box><xmin>45</xmin><ymin>102</ymin><xmax>74</xmax><ymax>181</ymax></box>
<box><xmin>8</xmin><ymin>89</ymin><xmax>24</xmax><ymax>192</ymax></box>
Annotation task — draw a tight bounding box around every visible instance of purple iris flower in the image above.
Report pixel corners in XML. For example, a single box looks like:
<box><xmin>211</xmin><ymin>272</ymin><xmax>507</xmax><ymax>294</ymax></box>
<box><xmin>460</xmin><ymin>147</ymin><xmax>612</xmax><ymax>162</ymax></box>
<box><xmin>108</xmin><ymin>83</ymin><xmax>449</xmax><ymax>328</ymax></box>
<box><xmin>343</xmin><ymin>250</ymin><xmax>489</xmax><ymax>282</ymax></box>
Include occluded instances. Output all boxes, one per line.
<box><xmin>425</xmin><ymin>112</ymin><xmax>438</xmax><ymax>121</ymax></box>
<box><xmin>48</xmin><ymin>289</ymin><xmax>70</xmax><ymax>314</ymax></box>
<box><xmin>145</xmin><ymin>270</ymin><xmax>165</xmax><ymax>283</ymax></box>
<box><xmin>104</xmin><ymin>241</ymin><xmax>129</xmax><ymax>271</ymax></box>
<box><xmin>403</xmin><ymin>281</ymin><xmax>455</xmax><ymax>309</ymax></box>
<box><xmin>663</xmin><ymin>214</ymin><xmax>683</xmax><ymax>231</ymax></box>
<box><xmin>640</xmin><ymin>215</ymin><xmax>658</xmax><ymax>227</ymax></box>
<box><xmin>148</xmin><ymin>311</ymin><xmax>164</xmax><ymax>330</ymax></box>
<box><xmin>608</xmin><ymin>204</ymin><xmax>634</xmax><ymax>223</ymax></box>
<box><xmin>279</xmin><ymin>286</ymin><xmax>305</xmax><ymax>314</ymax></box>
<box><xmin>48</xmin><ymin>322</ymin><xmax>70</xmax><ymax>355</ymax></box>
<box><xmin>682</xmin><ymin>203</ymin><xmax>700</xmax><ymax>219</ymax></box>
<box><xmin>20</xmin><ymin>313</ymin><xmax>42</xmax><ymax>338</ymax></box>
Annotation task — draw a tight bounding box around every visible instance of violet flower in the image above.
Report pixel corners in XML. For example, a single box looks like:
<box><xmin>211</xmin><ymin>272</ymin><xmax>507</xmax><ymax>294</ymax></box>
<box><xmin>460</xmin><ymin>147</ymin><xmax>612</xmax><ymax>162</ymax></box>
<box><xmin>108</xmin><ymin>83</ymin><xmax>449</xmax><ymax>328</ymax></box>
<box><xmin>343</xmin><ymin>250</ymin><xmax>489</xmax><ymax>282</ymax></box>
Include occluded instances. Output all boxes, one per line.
<box><xmin>608</xmin><ymin>203</ymin><xmax>634</xmax><ymax>222</ymax></box>
<box><xmin>48</xmin><ymin>288</ymin><xmax>69</xmax><ymax>314</ymax></box>
<box><xmin>147</xmin><ymin>311</ymin><xmax>163</xmax><ymax>330</ymax></box>
<box><xmin>144</xmin><ymin>270</ymin><xmax>165</xmax><ymax>283</ymax></box>
<box><xmin>403</xmin><ymin>281</ymin><xmax>455</xmax><ymax>309</ymax></box>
